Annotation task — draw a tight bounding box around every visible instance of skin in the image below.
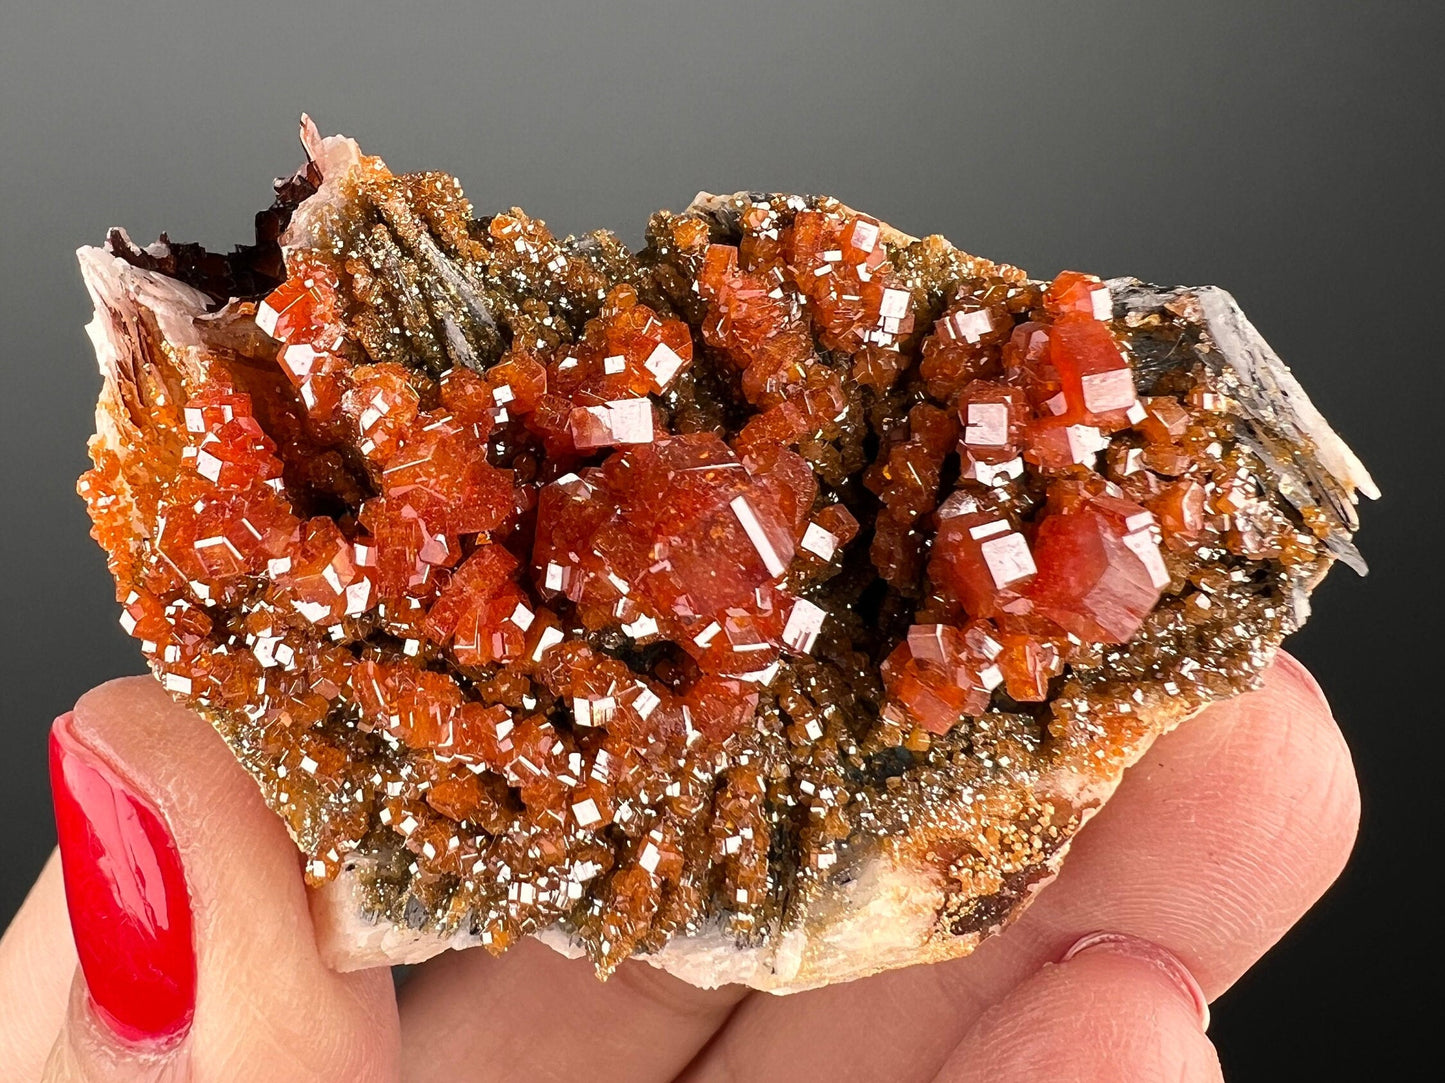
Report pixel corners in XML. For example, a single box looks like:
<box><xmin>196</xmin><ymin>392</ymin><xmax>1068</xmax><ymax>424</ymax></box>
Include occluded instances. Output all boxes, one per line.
<box><xmin>0</xmin><ymin>653</ymin><xmax>1358</xmax><ymax>1082</ymax></box>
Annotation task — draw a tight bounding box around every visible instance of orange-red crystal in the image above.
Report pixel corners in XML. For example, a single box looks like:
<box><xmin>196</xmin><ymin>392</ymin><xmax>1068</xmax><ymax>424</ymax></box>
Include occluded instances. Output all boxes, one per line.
<box><xmin>78</xmin><ymin>151</ymin><xmax>1334</xmax><ymax>972</ymax></box>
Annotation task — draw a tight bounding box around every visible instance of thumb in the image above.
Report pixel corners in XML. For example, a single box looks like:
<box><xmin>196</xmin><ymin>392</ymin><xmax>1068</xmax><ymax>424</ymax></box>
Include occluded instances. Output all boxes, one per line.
<box><xmin>39</xmin><ymin>677</ymin><xmax>399</xmax><ymax>1082</ymax></box>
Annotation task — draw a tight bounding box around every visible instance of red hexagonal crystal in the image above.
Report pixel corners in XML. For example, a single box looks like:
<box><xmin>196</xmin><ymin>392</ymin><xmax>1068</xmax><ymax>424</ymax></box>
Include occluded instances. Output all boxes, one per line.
<box><xmin>534</xmin><ymin>433</ymin><xmax>816</xmax><ymax>676</ymax></box>
<box><xmin>1048</xmin><ymin>314</ymin><xmax>1138</xmax><ymax>421</ymax></box>
<box><xmin>957</xmin><ymin>380</ymin><xmax>1029</xmax><ymax>465</ymax></box>
<box><xmin>881</xmin><ymin>623</ymin><xmax>1001</xmax><ymax>734</ymax></box>
<box><xmin>1043</xmin><ymin>270</ymin><xmax>1113</xmax><ymax>321</ymax></box>
<box><xmin>930</xmin><ymin>497</ymin><xmax>1037</xmax><ymax>619</ymax></box>
<box><xmin>1028</xmin><ymin>483</ymin><xmax>1171</xmax><ymax>643</ymax></box>
<box><xmin>995</xmin><ymin>631</ymin><xmax>1064</xmax><ymax>702</ymax></box>
<box><xmin>382</xmin><ymin>413</ymin><xmax>514</xmax><ymax>536</ymax></box>
<box><xmin>268</xmin><ymin>518</ymin><xmax>374</xmax><ymax>626</ymax></box>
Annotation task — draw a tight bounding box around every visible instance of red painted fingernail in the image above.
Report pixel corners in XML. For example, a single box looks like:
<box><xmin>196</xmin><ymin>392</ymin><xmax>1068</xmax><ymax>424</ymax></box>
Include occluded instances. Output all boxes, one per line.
<box><xmin>49</xmin><ymin>712</ymin><xmax>196</xmax><ymax>1045</ymax></box>
<box><xmin>1063</xmin><ymin>931</ymin><xmax>1211</xmax><ymax>1030</ymax></box>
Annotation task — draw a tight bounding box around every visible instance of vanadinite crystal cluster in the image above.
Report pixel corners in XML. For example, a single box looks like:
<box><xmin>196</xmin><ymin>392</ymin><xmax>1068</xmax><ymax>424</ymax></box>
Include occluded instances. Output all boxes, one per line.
<box><xmin>77</xmin><ymin>121</ymin><xmax>1373</xmax><ymax>990</ymax></box>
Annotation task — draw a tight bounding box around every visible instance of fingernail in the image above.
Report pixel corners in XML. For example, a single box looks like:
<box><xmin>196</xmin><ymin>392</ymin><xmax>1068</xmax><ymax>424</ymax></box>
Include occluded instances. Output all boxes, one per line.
<box><xmin>1062</xmin><ymin>931</ymin><xmax>1210</xmax><ymax>1030</ymax></box>
<box><xmin>50</xmin><ymin>712</ymin><xmax>196</xmax><ymax>1046</ymax></box>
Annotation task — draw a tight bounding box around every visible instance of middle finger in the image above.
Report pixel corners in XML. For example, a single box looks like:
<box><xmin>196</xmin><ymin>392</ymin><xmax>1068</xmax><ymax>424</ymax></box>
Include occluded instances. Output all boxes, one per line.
<box><xmin>683</xmin><ymin>655</ymin><xmax>1357</xmax><ymax>1082</ymax></box>
<box><xmin>398</xmin><ymin>935</ymin><xmax>745</xmax><ymax>1082</ymax></box>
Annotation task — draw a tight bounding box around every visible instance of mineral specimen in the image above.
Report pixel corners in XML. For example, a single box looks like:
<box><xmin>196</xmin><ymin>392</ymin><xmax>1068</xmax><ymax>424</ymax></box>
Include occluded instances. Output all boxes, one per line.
<box><xmin>77</xmin><ymin>118</ymin><xmax>1374</xmax><ymax>992</ymax></box>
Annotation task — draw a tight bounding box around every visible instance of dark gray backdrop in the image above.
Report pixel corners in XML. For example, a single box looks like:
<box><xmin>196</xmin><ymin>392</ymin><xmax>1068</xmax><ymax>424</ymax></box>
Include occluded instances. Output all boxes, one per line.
<box><xmin>2</xmin><ymin>2</ymin><xmax>1437</xmax><ymax>1076</ymax></box>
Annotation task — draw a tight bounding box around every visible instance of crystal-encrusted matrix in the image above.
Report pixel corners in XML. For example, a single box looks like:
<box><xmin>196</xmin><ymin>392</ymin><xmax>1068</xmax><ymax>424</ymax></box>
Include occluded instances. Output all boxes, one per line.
<box><xmin>77</xmin><ymin>120</ymin><xmax>1374</xmax><ymax>990</ymax></box>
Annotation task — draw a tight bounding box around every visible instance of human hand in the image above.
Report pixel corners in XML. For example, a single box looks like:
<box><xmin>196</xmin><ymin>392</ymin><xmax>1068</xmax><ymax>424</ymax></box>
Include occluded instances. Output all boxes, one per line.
<box><xmin>0</xmin><ymin>656</ymin><xmax>1356</xmax><ymax>1081</ymax></box>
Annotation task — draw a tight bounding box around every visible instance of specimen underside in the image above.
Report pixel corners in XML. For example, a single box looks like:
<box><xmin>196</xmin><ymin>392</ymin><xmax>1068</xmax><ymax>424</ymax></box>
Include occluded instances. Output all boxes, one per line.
<box><xmin>77</xmin><ymin>119</ymin><xmax>1374</xmax><ymax>992</ymax></box>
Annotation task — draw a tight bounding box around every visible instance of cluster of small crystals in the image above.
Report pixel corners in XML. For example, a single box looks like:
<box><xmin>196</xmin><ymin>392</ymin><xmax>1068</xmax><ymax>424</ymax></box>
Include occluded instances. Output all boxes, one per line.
<box><xmin>79</xmin><ymin>167</ymin><xmax>1329</xmax><ymax>968</ymax></box>
<box><xmin>850</xmin><ymin>268</ymin><xmax>1324</xmax><ymax>746</ymax></box>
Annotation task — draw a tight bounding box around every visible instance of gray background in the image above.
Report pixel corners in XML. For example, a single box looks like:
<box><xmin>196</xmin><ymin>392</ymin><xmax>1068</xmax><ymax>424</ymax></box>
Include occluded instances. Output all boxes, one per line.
<box><xmin>1</xmin><ymin>1</ymin><xmax>1437</xmax><ymax>1075</ymax></box>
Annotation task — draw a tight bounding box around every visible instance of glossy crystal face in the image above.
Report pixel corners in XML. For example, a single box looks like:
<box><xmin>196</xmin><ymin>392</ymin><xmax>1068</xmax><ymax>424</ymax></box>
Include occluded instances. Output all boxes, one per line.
<box><xmin>78</xmin><ymin>127</ymin><xmax>1355</xmax><ymax>976</ymax></box>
